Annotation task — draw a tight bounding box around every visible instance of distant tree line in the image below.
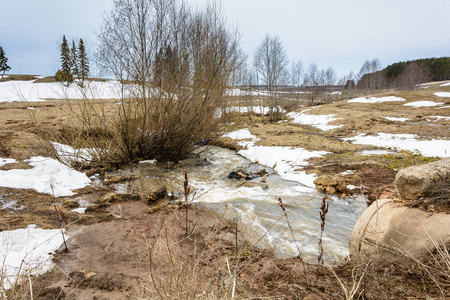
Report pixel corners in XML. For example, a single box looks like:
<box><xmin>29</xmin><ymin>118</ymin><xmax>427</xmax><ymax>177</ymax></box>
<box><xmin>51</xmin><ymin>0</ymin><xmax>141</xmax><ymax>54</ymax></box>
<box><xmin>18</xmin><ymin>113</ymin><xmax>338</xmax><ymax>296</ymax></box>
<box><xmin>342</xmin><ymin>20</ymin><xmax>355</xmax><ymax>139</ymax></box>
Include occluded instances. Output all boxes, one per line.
<box><xmin>55</xmin><ymin>35</ymin><xmax>89</xmax><ymax>86</ymax></box>
<box><xmin>357</xmin><ymin>57</ymin><xmax>450</xmax><ymax>90</ymax></box>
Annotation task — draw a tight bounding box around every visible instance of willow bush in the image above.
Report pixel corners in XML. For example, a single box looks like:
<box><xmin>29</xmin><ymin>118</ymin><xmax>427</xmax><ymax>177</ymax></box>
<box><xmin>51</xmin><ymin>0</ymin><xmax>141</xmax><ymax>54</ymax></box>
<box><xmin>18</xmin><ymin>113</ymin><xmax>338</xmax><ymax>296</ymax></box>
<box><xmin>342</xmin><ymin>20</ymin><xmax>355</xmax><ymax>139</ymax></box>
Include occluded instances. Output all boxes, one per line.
<box><xmin>69</xmin><ymin>0</ymin><xmax>241</xmax><ymax>164</ymax></box>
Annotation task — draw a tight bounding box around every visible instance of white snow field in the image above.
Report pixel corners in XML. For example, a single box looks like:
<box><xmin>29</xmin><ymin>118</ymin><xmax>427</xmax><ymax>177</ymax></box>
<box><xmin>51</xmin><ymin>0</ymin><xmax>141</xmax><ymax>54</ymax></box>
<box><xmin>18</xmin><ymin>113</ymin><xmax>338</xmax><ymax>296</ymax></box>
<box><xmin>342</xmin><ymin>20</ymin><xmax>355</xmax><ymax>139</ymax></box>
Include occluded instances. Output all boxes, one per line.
<box><xmin>287</xmin><ymin>110</ymin><xmax>342</xmax><ymax>131</ymax></box>
<box><xmin>0</xmin><ymin>79</ymin><xmax>123</xmax><ymax>102</ymax></box>
<box><xmin>0</xmin><ymin>156</ymin><xmax>91</xmax><ymax>197</ymax></box>
<box><xmin>347</xmin><ymin>96</ymin><xmax>405</xmax><ymax>104</ymax></box>
<box><xmin>0</xmin><ymin>225</ymin><xmax>67</xmax><ymax>289</ymax></box>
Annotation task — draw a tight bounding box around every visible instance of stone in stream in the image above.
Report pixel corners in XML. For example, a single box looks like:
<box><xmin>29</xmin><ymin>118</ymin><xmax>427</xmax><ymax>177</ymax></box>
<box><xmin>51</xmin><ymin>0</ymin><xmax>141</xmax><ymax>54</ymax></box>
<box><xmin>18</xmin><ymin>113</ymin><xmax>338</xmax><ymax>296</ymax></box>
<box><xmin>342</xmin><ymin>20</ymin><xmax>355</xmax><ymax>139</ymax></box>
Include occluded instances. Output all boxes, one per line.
<box><xmin>227</xmin><ymin>170</ymin><xmax>255</xmax><ymax>180</ymax></box>
<box><xmin>147</xmin><ymin>186</ymin><xmax>169</xmax><ymax>204</ymax></box>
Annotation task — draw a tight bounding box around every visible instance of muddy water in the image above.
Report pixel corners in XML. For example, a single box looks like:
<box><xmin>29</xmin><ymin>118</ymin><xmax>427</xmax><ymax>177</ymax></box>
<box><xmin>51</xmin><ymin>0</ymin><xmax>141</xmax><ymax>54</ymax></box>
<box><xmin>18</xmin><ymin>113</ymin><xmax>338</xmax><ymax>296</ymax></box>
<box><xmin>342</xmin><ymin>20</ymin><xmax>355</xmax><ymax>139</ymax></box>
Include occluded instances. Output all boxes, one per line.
<box><xmin>119</xmin><ymin>146</ymin><xmax>366</xmax><ymax>263</ymax></box>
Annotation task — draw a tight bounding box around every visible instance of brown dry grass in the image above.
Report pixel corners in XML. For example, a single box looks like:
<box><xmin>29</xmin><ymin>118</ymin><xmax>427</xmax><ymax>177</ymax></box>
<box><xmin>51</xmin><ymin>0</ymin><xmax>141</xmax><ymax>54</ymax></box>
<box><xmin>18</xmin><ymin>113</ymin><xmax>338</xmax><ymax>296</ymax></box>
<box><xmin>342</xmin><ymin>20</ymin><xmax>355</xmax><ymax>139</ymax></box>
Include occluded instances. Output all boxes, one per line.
<box><xmin>1</xmin><ymin>81</ymin><xmax>450</xmax><ymax>299</ymax></box>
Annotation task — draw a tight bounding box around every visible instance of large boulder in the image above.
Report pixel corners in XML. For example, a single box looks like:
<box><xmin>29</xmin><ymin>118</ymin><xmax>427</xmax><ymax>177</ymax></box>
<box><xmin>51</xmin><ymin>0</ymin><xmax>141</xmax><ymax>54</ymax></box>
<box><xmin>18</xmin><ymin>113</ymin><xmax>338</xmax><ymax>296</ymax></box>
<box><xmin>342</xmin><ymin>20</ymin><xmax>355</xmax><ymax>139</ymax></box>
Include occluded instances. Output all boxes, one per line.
<box><xmin>395</xmin><ymin>157</ymin><xmax>450</xmax><ymax>200</ymax></box>
<box><xmin>349</xmin><ymin>199</ymin><xmax>450</xmax><ymax>263</ymax></box>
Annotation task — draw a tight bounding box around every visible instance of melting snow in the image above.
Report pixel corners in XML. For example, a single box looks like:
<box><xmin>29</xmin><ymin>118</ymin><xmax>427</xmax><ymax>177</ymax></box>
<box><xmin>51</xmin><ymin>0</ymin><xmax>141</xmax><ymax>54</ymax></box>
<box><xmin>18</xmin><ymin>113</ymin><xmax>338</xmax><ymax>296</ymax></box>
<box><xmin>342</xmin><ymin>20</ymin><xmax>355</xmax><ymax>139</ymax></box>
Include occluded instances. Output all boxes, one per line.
<box><xmin>404</xmin><ymin>101</ymin><xmax>443</xmax><ymax>107</ymax></box>
<box><xmin>0</xmin><ymin>158</ymin><xmax>16</xmax><ymax>167</ymax></box>
<box><xmin>385</xmin><ymin>117</ymin><xmax>409</xmax><ymax>122</ymax></box>
<box><xmin>0</xmin><ymin>225</ymin><xmax>67</xmax><ymax>289</ymax></box>
<box><xmin>440</xmin><ymin>82</ymin><xmax>450</xmax><ymax>87</ymax></box>
<box><xmin>344</xmin><ymin>133</ymin><xmax>450</xmax><ymax>158</ymax></box>
<box><xmin>434</xmin><ymin>92</ymin><xmax>450</xmax><ymax>97</ymax></box>
<box><xmin>287</xmin><ymin>111</ymin><xmax>342</xmax><ymax>131</ymax></box>
<box><xmin>0</xmin><ymin>156</ymin><xmax>91</xmax><ymax>197</ymax></box>
<box><xmin>51</xmin><ymin>142</ymin><xmax>92</xmax><ymax>165</ymax></box>
<box><xmin>426</xmin><ymin>116</ymin><xmax>450</xmax><ymax>121</ymax></box>
<box><xmin>360</xmin><ymin>149</ymin><xmax>393</xmax><ymax>156</ymax></box>
<box><xmin>238</xmin><ymin>146</ymin><xmax>327</xmax><ymax>188</ymax></box>
<box><xmin>223</xmin><ymin>128</ymin><xmax>257</xmax><ymax>140</ymax></box>
<box><xmin>223</xmin><ymin>129</ymin><xmax>327</xmax><ymax>188</ymax></box>
<box><xmin>347</xmin><ymin>96</ymin><xmax>405</xmax><ymax>103</ymax></box>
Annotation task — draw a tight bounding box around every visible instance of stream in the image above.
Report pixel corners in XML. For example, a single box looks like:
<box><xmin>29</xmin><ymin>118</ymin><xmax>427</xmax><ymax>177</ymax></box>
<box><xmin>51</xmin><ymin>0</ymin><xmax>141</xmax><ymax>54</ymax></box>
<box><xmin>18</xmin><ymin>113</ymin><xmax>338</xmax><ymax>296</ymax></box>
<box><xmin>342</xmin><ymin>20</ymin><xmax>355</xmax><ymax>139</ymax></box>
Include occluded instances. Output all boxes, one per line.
<box><xmin>115</xmin><ymin>146</ymin><xmax>367</xmax><ymax>263</ymax></box>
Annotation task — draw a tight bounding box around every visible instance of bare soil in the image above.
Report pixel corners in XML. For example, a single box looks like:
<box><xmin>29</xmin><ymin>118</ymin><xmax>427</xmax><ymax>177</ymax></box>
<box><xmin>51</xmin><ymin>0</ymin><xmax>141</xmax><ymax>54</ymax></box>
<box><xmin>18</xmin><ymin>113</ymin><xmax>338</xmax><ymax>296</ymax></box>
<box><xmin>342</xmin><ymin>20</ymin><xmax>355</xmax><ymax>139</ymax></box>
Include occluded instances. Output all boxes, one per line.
<box><xmin>5</xmin><ymin>198</ymin><xmax>445</xmax><ymax>299</ymax></box>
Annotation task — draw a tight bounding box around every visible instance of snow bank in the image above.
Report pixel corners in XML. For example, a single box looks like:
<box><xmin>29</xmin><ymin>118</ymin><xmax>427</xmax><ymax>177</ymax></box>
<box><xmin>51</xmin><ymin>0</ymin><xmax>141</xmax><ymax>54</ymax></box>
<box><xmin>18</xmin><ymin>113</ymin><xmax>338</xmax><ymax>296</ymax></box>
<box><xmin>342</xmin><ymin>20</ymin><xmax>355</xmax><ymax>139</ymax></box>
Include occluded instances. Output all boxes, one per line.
<box><xmin>0</xmin><ymin>225</ymin><xmax>66</xmax><ymax>289</ymax></box>
<box><xmin>434</xmin><ymin>92</ymin><xmax>450</xmax><ymax>97</ymax></box>
<box><xmin>404</xmin><ymin>101</ymin><xmax>443</xmax><ymax>107</ymax></box>
<box><xmin>344</xmin><ymin>133</ymin><xmax>450</xmax><ymax>158</ymax></box>
<box><xmin>348</xmin><ymin>96</ymin><xmax>405</xmax><ymax>104</ymax></box>
<box><xmin>287</xmin><ymin>111</ymin><xmax>342</xmax><ymax>131</ymax></box>
<box><xmin>0</xmin><ymin>156</ymin><xmax>91</xmax><ymax>197</ymax></box>
<box><xmin>0</xmin><ymin>80</ymin><xmax>123</xmax><ymax>102</ymax></box>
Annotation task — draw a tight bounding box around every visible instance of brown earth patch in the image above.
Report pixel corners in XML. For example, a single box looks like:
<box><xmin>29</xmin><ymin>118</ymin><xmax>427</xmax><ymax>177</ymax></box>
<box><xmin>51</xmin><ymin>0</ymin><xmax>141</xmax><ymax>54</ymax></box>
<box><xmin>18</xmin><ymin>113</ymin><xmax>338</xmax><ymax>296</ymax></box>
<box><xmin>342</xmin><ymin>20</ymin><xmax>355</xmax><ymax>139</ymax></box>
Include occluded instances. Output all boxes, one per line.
<box><xmin>7</xmin><ymin>202</ymin><xmax>446</xmax><ymax>299</ymax></box>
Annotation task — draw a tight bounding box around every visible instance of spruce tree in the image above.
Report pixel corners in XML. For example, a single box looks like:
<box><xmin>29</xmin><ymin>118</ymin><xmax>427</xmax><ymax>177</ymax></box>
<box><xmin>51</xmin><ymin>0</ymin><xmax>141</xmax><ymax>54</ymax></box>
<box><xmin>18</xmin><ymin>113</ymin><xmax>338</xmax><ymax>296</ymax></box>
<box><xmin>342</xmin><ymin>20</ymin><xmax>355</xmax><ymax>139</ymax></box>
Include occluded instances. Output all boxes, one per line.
<box><xmin>78</xmin><ymin>39</ymin><xmax>89</xmax><ymax>84</ymax></box>
<box><xmin>55</xmin><ymin>35</ymin><xmax>73</xmax><ymax>85</ymax></box>
<box><xmin>0</xmin><ymin>46</ymin><xmax>11</xmax><ymax>79</ymax></box>
<box><xmin>70</xmin><ymin>40</ymin><xmax>79</xmax><ymax>78</ymax></box>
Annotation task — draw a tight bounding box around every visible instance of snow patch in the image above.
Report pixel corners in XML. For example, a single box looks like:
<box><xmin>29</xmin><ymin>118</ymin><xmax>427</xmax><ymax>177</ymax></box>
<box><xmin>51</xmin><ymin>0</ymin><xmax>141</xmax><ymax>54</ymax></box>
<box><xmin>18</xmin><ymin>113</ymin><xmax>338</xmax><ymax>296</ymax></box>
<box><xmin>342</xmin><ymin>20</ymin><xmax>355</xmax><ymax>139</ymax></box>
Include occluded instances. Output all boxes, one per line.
<box><xmin>360</xmin><ymin>149</ymin><xmax>393</xmax><ymax>156</ymax></box>
<box><xmin>51</xmin><ymin>142</ymin><xmax>92</xmax><ymax>164</ymax></box>
<box><xmin>434</xmin><ymin>92</ymin><xmax>450</xmax><ymax>97</ymax></box>
<box><xmin>223</xmin><ymin>128</ymin><xmax>257</xmax><ymax>140</ymax></box>
<box><xmin>440</xmin><ymin>82</ymin><xmax>450</xmax><ymax>87</ymax></box>
<box><xmin>287</xmin><ymin>111</ymin><xmax>342</xmax><ymax>131</ymax></box>
<box><xmin>385</xmin><ymin>117</ymin><xmax>409</xmax><ymax>122</ymax></box>
<box><xmin>0</xmin><ymin>158</ymin><xmax>16</xmax><ymax>167</ymax></box>
<box><xmin>348</xmin><ymin>96</ymin><xmax>405</xmax><ymax>104</ymax></box>
<box><xmin>238</xmin><ymin>146</ymin><xmax>327</xmax><ymax>188</ymax></box>
<box><xmin>426</xmin><ymin>116</ymin><xmax>450</xmax><ymax>121</ymax></box>
<box><xmin>344</xmin><ymin>133</ymin><xmax>450</xmax><ymax>158</ymax></box>
<box><xmin>0</xmin><ymin>225</ymin><xmax>67</xmax><ymax>289</ymax></box>
<box><xmin>404</xmin><ymin>101</ymin><xmax>443</xmax><ymax>107</ymax></box>
<box><xmin>0</xmin><ymin>156</ymin><xmax>91</xmax><ymax>197</ymax></box>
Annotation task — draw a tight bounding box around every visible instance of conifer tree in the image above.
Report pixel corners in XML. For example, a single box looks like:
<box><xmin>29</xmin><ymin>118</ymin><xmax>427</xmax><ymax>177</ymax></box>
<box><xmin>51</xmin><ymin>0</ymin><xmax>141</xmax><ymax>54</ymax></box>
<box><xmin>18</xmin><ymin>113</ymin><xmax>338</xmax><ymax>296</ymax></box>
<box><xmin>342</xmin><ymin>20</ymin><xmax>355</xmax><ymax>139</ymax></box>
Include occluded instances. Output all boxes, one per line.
<box><xmin>0</xmin><ymin>46</ymin><xmax>11</xmax><ymax>79</ymax></box>
<box><xmin>55</xmin><ymin>35</ymin><xmax>73</xmax><ymax>85</ymax></box>
<box><xmin>78</xmin><ymin>38</ymin><xmax>89</xmax><ymax>84</ymax></box>
<box><xmin>70</xmin><ymin>40</ymin><xmax>79</xmax><ymax>78</ymax></box>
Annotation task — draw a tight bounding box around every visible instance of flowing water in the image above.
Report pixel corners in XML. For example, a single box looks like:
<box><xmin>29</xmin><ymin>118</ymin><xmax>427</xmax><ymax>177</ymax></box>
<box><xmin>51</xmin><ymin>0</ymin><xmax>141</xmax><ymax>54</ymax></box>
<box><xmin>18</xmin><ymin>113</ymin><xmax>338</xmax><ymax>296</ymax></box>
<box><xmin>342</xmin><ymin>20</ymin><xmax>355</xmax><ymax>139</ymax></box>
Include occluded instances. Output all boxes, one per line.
<box><xmin>117</xmin><ymin>146</ymin><xmax>367</xmax><ymax>263</ymax></box>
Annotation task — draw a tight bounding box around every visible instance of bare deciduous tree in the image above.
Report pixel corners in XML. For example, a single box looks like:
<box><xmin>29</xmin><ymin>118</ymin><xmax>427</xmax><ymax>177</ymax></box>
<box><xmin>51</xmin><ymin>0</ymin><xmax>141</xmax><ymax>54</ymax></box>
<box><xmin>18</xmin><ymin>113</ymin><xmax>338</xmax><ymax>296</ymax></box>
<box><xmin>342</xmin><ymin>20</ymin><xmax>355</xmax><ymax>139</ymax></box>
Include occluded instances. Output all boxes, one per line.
<box><xmin>304</xmin><ymin>62</ymin><xmax>319</xmax><ymax>104</ymax></box>
<box><xmin>394</xmin><ymin>62</ymin><xmax>430</xmax><ymax>89</ymax></box>
<box><xmin>357</xmin><ymin>58</ymin><xmax>384</xmax><ymax>92</ymax></box>
<box><xmin>253</xmin><ymin>34</ymin><xmax>288</xmax><ymax>121</ymax></box>
<box><xmin>83</xmin><ymin>0</ymin><xmax>242</xmax><ymax>162</ymax></box>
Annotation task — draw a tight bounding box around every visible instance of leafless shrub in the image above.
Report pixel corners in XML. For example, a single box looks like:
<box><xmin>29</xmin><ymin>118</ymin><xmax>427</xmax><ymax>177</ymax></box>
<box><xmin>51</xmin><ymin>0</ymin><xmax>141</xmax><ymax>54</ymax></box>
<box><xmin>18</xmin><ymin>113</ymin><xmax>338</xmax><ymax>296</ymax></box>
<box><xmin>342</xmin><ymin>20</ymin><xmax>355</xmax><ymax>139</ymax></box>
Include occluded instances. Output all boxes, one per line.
<box><xmin>90</xmin><ymin>0</ymin><xmax>241</xmax><ymax>163</ymax></box>
<box><xmin>56</xmin><ymin>0</ymin><xmax>241</xmax><ymax>167</ymax></box>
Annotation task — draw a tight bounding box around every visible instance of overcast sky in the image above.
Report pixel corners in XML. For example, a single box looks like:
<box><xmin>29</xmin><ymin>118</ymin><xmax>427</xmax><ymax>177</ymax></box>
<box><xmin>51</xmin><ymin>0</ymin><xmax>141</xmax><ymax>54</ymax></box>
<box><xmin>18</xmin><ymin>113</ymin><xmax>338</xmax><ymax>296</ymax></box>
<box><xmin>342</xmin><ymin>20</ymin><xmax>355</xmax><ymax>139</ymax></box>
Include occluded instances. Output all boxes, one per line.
<box><xmin>1</xmin><ymin>0</ymin><xmax>449</xmax><ymax>78</ymax></box>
